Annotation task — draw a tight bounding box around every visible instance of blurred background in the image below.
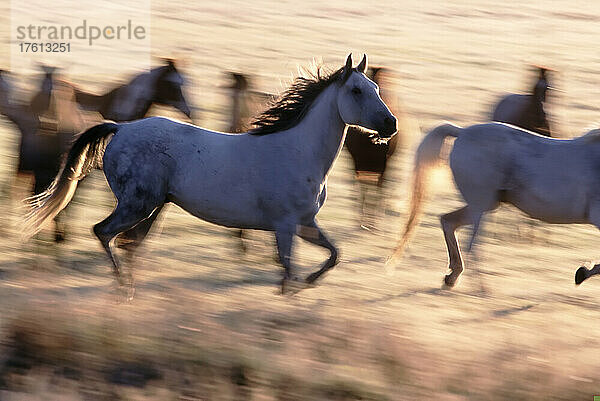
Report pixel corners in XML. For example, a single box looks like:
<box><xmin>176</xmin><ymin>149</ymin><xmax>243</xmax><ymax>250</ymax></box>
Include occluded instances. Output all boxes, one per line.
<box><xmin>0</xmin><ymin>1</ymin><xmax>600</xmax><ymax>400</ymax></box>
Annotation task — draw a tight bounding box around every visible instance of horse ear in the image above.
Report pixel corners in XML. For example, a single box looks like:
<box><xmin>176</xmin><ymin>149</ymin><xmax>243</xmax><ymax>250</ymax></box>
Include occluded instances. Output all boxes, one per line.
<box><xmin>357</xmin><ymin>54</ymin><xmax>368</xmax><ymax>73</ymax></box>
<box><xmin>163</xmin><ymin>58</ymin><xmax>176</xmax><ymax>69</ymax></box>
<box><xmin>341</xmin><ymin>53</ymin><xmax>353</xmax><ymax>82</ymax></box>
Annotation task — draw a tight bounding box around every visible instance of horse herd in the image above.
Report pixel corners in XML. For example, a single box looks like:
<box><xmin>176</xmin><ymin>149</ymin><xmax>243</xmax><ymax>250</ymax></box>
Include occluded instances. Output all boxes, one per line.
<box><xmin>3</xmin><ymin>53</ymin><xmax>595</xmax><ymax>298</ymax></box>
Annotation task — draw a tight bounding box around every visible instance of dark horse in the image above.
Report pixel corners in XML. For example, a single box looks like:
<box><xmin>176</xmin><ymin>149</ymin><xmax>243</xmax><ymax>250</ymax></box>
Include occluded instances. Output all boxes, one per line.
<box><xmin>73</xmin><ymin>59</ymin><xmax>192</xmax><ymax>121</ymax></box>
<box><xmin>492</xmin><ymin>66</ymin><xmax>553</xmax><ymax>137</ymax></box>
<box><xmin>0</xmin><ymin>66</ymin><xmax>78</xmax><ymax>241</ymax></box>
<box><xmin>344</xmin><ymin>66</ymin><xmax>400</xmax><ymax>230</ymax></box>
<box><xmin>0</xmin><ymin>67</ymin><xmax>55</xmax><ymax>178</ymax></box>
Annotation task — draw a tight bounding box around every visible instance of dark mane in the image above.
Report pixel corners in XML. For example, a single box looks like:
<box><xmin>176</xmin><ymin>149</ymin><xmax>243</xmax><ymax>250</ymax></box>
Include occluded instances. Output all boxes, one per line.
<box><xmin>250</xmin><ymin>65</ymin><xmax>349</xmax><ymax>135</ymax></box>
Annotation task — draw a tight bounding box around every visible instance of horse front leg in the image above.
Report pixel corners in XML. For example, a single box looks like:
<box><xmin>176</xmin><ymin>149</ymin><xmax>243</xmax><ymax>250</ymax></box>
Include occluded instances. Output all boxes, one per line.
<box><xmin>296</xmin><ymin>220</ymin><xmax>339</xmax><ymax>285</ymax></box>
<box><xmin>577</xmin><ymin>207</ymin><xmax>600</xmax><ymax>285</ymax></box>
<box><xmin>274</xmin><ymin>228</ymin><xmax>295</xmax><ymax>293</ymax></box>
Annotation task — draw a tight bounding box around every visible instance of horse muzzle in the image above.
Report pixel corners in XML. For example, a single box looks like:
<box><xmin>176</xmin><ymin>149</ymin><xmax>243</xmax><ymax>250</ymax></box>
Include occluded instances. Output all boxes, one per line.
<box><xmin>377</xmin><ymin>115</ymin><xmax>397</xmax><ymax>138</ymax></box>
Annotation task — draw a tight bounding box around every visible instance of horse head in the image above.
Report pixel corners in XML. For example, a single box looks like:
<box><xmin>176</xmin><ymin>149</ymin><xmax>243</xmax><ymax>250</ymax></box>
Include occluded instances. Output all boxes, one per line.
<box><xmin>153</xmin><ymin>58</ymin><xmax>192</xmax><ymax>119</ymax></box>
<box><xmin>336</xmin><ymin>54</ymin><xmax>397</xmax><ymax>139</ymax></box>
<box><xmin>533</xmin><ymin>66</ymin><xmax>554</xmax><ymax>103</ymax></box>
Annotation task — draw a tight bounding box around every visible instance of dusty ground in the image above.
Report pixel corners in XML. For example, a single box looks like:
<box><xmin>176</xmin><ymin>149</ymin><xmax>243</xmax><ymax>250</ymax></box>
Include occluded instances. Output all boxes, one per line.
<box><xmin>0</xmin><ymin>1</ymin><xmax>600</xmax><ymax>400</ymax></box>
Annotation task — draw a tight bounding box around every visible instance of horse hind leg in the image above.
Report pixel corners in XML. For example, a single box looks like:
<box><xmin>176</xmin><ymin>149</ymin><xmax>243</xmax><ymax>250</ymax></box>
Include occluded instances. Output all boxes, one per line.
<box><xmin>94</xmin><ymin>200</ymin><xmax>163</xmax><ymax>290</ymax></box>
<box><xmin>440</xmin><ymin>207</ymin><xmax>471</xmax><ymax>287</ymax></box>
<box><xmin>441</xmin><ymin>205</ymin><xmax>490</xmax><ymax>288</ymax></box>
<box><xmin>116</xmin><ymin>205</ymin><xmax>165</xmax><ymax>256</ymax></box>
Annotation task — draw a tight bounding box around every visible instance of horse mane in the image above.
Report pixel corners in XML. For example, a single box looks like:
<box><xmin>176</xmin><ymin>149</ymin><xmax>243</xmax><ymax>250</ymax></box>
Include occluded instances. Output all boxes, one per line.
<box><xmin>250</xmin><ymin>64</ymin><xmax>349</xmax><ymax>135</ymax></box>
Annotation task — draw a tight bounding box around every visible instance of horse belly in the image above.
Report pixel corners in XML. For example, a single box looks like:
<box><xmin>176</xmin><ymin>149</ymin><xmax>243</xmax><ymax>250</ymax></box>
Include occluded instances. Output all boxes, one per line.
<box><xmin>504</xmin><ymin>183</ymin><xmax>588</xmax><ymax>224</ymax></box>
<box><xmin>169</xmin><ymin>185</ymin><xmax>269</xmax><ymax>230</ymax></box>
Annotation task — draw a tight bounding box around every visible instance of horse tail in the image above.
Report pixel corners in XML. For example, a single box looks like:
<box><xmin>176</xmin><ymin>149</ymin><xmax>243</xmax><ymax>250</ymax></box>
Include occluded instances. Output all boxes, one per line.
<box><xmin>387</xmin><ymin>123</ymin><xmax>461</xmax><ymax>265</ymax></box>
<box><xmin>22</xmin><ymin>122</ymin><xmax>119</xmax><ymax>239</ymax></box>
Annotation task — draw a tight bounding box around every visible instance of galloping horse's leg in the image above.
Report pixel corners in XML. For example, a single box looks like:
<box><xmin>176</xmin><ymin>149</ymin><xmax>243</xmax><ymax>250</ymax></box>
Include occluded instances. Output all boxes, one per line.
<box><xmin>116</xmin><ymin>205</ymin><xmax>164</xmax><ymax>254</ymax></box>
<box><xmin>93</xmin><ymin>201</ymin><xmax>161</xmax><ymax>288</ymax></box>
<box><xmin>467</xmin><ymin>211</ymin><xmax>484</xmax><ymax>252</ymax></box>
<box><xmin>275</xmin><ymin>228</ymin><xmax>294</xmax><ymax>293</ymax></box>
<box><xmin>113</xmin><ymin>205</ymin><xmax>164</xmax><ymax>291</ymax></box>
<box><xmin>576</xmin><ymin>204</ymin><xmax>600</xmax><ymax>285</ymax></box>
<box><xmin>298</xmin><ymin>220</ymin><xmax>339</xmax><ymax>284</ymax></box>
<box><xmin>576</xmin><ymin>264</ymin><xmax>600</xmax><ymax>285</ymax></box>
<box><xmin>442</xmin><ymin>203</ymin><xmax>496</xmax><ymax>288</ymax></box>
<box><xmin>440</xmin><ymin>207</ymin><xmax>471</xmax><ymax>287</ymax></box>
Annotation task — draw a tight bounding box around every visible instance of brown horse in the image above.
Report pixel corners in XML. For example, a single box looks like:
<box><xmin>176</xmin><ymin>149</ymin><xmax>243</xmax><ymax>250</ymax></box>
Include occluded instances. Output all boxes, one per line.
<box><xmin>344</xmin><ymin>67</ymin><xmax>401</xmax><ymax>230</ymax></box>
<box><xmin>492</xmin><ymin>66</ymin><xmax>553</xmax><ymax>137</ymax></box>
<box><xmin>0</xmin><ymin>66</ymin><xmax>82</xmax><ymax>241</ymax></box>
<box><xmin>0</xmin><ymin>67</ymin><xmax>53</xmax><ymax>175</ymax></box>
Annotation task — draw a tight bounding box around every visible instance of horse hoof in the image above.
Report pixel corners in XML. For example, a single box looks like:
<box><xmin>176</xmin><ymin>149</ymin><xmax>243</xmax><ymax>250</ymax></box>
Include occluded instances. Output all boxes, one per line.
<box><xmin>112</xmin><ymin>286</ymin><xmax>135</xmax><ymax>303</ymax></box>
<box><xmin>54</xmin><ymin>231</ymin><xmax>66</xmax><ymax>243</ymax></box>
<box><xmin>575</xmin><ymin>266</ymin><xmax>589</xmax><ymax>285</ymax></box>
<box><xmin>281</xmin><ymin>277</ymin><xmax>304</xmax><ymax>295</ymax></box>
<box><xmin>444</xmin><ymin>274</ymin><xmax>457</xmax><ymax>288</ymax></box>
<box><xmin>306</xmin><ymin>268</ymin><xmax>332</xmax><ymax>284</ymax></box>
<box><xmin>305</xmin><ymin>272</ymin><xmax>320</xmax><ymax>284</ymax></box>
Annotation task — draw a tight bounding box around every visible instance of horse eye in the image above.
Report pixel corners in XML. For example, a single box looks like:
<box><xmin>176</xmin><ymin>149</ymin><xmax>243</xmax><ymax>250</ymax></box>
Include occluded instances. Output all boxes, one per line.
<box><xmin>351</xmin><ymin>87</ymin><xmax>361</xmax><ymax>95</ymax></box>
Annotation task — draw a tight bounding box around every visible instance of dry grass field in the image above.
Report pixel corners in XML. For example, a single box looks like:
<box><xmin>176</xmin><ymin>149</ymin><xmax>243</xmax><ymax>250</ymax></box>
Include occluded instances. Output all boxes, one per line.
<box><xmin>0</xmin><ymin>1</ymin><xmax>600</xmax><ymax>400</ymax></box>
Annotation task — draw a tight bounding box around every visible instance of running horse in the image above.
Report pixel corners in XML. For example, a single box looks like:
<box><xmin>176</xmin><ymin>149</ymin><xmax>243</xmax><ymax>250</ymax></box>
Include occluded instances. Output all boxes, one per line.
<box><xmin>73</xmin><ymin>58</ymin><xmax>192</xmax><ymax>122</ymax></box>
<box><xmin>387</xmin><ymin>122</ymin><xmax>600</xmax><ymax>288</ymax></box>
<box><xmin>24</xmin><ymin>54</ymin><xmax>397</xmax><ymax>296</ymax></box>
<box><xmin>492</xmin><ymin>66</ymin><xmax>553</xmax><ymax>137</ymax></box>
<box><xmin>0</xmin><ymin>66</ymin><xmax>81</xmax><ymax>241</ymax></box>
<box><xmin>345</xmin><ymin>66</ymin><xmax>400</xmax><ymax>230</ymax></box>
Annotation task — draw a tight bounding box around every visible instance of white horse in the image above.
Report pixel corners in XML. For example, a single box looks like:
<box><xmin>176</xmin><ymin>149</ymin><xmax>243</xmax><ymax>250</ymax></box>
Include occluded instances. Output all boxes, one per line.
<box><xmin>387</xmin><ymin>121</ymin><xmax>600</xmax><ymax>287</ymax></box>
<box><xmin>23</xmin><ymin>54</ymin><xmax>397</xmax><ymax>294</ymax></box>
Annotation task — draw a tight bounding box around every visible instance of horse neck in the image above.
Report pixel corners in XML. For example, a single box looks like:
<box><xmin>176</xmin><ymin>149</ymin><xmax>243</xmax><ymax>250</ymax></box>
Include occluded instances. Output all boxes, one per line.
<box><xmin>130</xmin><ymin>97</ymin><xmax>154</xmax><ymax>120</ymax></box>
<box><xmin>292</xmin><ymin>85</ymin><xmax>346</xmax><ymax>177</ymax></box>
<box><xmin>104</xmin><ymin>74</ymin><xmax>156</xmax><ymax>121</ymax></box>
<box><xmin>75</xmin><ymin>87</ymin><xmax>107</xmax><ymax>113</ymax></box>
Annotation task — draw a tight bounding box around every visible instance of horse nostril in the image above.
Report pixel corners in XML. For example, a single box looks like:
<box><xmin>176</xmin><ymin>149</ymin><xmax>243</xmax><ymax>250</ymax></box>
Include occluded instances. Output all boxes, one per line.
<box><xmin>384</xmin><ymin>116</ymin><xmax>397</xmax><ymax>130</ymax></box>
